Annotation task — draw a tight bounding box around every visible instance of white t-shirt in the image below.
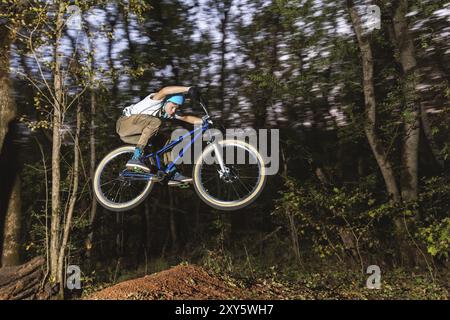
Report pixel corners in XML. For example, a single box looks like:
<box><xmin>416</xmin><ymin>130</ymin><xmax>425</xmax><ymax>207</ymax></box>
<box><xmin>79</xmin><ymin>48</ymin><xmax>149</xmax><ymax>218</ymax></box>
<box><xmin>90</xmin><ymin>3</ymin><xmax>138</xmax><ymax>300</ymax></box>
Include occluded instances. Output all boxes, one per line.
<box><xmin>122</xmin><ymin>93</ymin><xmax>181</xmax><ymax>119</ymax></box>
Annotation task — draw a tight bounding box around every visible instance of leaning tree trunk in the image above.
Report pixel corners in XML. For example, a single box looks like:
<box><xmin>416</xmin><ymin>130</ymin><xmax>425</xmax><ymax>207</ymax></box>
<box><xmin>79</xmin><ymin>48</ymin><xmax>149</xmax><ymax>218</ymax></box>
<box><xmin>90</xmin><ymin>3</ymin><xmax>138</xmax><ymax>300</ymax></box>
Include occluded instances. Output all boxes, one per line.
<box><xmin>0</xmin><ymin>256</ymin><xmax>56</xmax><ymax>300</ymax></box>
<box><xmin>347</xmin><ymin>0</ymin><xmax>401</xmax><ymax>203</ymax></box>
<box><xmin>0</xmin><ymin>11</ymin><xmax>22</xmax><ymax>268</ymax></box>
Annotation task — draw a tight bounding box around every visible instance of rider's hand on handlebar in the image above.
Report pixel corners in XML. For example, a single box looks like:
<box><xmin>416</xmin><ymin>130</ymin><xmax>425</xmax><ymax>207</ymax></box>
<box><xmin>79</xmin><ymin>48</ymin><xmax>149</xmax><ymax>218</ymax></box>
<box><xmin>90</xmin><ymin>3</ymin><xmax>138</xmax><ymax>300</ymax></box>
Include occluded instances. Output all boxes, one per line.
<box><xmin>202</xmin><ymin>115</ymin><xmax>212</xmax><ymax>125</ymax></box>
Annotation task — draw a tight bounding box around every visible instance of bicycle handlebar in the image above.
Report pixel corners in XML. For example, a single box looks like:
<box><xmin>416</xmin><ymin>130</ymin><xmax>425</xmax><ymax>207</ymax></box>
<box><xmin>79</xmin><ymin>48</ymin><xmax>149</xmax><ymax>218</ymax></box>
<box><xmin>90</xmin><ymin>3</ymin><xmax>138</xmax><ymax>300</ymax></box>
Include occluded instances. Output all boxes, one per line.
<box><xmin>188</xmin><ymin>89</ymin><xmax>212</xmax><ymax>125</ymax></box>
<box><xmin>198</xmin><ymin>94</ymin><xmax>209</xmax><ymax>117</ymax></box>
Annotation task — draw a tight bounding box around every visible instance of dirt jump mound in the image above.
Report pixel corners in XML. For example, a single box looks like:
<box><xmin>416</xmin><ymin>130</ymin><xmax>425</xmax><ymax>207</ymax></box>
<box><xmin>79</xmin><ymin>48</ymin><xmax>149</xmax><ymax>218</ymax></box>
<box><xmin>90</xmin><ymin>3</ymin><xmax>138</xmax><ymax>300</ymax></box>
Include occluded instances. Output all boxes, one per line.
<box><xmin>87</xmin><ymin>264</ymin><xmax>243</xmax><ymax>300</ymax></box>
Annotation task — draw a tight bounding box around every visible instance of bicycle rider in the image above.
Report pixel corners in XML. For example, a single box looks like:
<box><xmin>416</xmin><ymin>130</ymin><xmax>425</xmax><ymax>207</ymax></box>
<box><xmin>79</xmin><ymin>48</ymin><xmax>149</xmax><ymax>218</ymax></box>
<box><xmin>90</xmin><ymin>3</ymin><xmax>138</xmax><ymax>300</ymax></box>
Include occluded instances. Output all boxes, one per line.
<box><xmin>116</xmin><ymin>86</ymin><xmax>202</xmax><ymax>184</ymax></box>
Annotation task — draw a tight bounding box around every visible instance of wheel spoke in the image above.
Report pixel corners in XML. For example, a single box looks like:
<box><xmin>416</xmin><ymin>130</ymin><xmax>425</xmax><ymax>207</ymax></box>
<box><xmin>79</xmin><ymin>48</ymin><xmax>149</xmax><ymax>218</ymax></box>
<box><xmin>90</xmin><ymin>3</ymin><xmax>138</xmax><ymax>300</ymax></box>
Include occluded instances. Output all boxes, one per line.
<box><xmin>105</xmin><ymin>181</ymin><xmax>119</xmax><ymax>199</ymax></box>
<box><xmin>234</xmin><ymin>175</ymin><xmax>258</xmax><ymax>179</ymax></box>
<box><xmin>230</xmin><ymin>182</ymin><xmax>241</xmax><ymax>199</ymax></box>
<box><xmin>201</xmin><ymin>175</ymin><xmax>217</xmax><ymax>185</ymax></box>
<box><xmin>100</xmin><ymin>179</ymin><xmax>117</xmax><ymax>187</ymax></box>
<box><xmin>237</xmin><ymin>177</ymin><xmax>254</xmax><ymax>194</ymax></box>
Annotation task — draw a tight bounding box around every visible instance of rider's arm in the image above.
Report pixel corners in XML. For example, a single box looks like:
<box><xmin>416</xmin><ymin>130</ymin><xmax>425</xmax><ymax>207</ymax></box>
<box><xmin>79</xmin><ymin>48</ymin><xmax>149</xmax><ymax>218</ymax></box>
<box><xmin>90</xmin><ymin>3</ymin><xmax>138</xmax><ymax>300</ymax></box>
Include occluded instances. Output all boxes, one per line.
<box><xmin>153</xmin><ymin>86</ymin><xmax>191</xmax><ymax>100</ymax></box>
<box><xmin>177</xmin><ymin>115</ymin><xmax>202</xmax><ymax>125</ymax></box>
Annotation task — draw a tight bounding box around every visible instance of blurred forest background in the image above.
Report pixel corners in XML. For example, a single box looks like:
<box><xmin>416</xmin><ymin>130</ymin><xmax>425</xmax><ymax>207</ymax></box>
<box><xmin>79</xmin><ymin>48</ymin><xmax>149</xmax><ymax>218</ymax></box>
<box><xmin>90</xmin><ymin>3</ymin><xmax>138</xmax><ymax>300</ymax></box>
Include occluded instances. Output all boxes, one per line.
<box><xmin>0</xmin><ymin>0</ymin><xmax>449</xmax><ymax>299</ymax></box>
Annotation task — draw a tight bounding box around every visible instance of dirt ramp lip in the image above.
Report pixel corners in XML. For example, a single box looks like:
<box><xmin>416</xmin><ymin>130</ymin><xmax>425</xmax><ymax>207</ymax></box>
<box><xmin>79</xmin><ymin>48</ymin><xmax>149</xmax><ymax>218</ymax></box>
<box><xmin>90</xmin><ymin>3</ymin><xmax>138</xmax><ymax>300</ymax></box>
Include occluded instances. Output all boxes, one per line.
<box><xmin>86</xmin><ymin>264</ymin><xmax>244</xmax><ymax>300</ymax></box>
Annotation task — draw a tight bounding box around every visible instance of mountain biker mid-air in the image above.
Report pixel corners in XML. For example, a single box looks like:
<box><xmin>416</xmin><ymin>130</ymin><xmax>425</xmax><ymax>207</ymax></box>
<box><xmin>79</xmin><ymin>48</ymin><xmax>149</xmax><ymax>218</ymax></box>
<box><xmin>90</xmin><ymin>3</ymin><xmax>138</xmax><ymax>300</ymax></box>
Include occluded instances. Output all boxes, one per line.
<box><xmin>116</xmin><ymin>86</ymin><xmax>202</xmax><ymax>184</ymax></box>
<box><xmin>95</xmin><ymin>86</ymin><xmax>266</xmax><ymax>211</ymax></box>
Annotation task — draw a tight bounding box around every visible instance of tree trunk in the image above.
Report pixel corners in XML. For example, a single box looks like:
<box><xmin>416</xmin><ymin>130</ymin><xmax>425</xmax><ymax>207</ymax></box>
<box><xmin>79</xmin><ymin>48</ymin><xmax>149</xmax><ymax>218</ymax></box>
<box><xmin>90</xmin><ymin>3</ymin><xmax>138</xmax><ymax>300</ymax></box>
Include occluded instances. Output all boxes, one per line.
<box><xmin>86</xmin><ymin>89</ymin><xmax>97</xmax><ymax>258</ymax></box>
<box><xmin>218</xmin><ymin>0</ymin><xmax>231</xmax><ymax>121</ymax></box>
<box><xmin>348</xmin><ymin>0</ymin><xmax>420</xmax><ymax>265</ymax></box>
<box><xmin>392</xmin><ymin>0</ymin><xmax>421</xmax><ymax>202</ymax></box>
<box><xmin>347</xmin><ymin>0</ymin><xmax>401</xmax><ymax>202</ymax></box>
<box><xmin>50</xmin><ymin>1</ymin><xmax>66</xmax><ymax>283</ymax></box>
<box><xmin>56</xmin><ymin>102</ymin><xmax>81</xmax><ymax>296</ymax></box>
<box><xmin>0</xmin><ymin>26</ymin><xmax>16</xmax><ymax>152</ymax></box>
<box><xmin>388</xmin><ymin>0</ymin><xmax>424</xmax><ymax>267</ymax></box>
<box><xmin>287</xmin><ymin>210</ymin><xmax>301</xmax><ymax>265</ymax></box>
<box><xmin>106</xmin><ymin>8</ymin><xmax>118</xmax><ymax>100</ymax></box>
<box><xmin>83</xmin><ymin>16</ymin><xmax>98</xmax><ymax>259</ymax></box>
<box><xmin>1</xmin><ymin>177</ymin><xmax>22</xmax><ymax>267</ymax></box>
<box><xmin>0</xmin><ymin>12</ymin><xmax>22</xmax><ymax>268</ymax></box>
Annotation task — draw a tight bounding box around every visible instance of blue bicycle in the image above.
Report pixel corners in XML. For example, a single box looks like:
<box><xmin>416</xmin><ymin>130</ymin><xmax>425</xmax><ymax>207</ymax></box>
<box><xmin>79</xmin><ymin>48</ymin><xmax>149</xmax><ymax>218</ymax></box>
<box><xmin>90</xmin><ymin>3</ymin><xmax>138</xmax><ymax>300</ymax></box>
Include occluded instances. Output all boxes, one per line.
<box><xmin>93</xmin><ymin>97</ymin><xmax>267</xmax><ymax>211</ymax></box>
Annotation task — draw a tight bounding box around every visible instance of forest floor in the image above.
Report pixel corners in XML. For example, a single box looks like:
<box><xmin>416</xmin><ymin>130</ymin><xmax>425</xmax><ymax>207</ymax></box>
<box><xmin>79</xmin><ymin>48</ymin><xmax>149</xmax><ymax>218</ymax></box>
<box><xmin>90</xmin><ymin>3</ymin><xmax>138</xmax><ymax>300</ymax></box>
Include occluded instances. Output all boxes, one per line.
<box><xmin>85</xmin><ymin>263</ymin><xmax>449</xmax><ymax>300</ymax></box>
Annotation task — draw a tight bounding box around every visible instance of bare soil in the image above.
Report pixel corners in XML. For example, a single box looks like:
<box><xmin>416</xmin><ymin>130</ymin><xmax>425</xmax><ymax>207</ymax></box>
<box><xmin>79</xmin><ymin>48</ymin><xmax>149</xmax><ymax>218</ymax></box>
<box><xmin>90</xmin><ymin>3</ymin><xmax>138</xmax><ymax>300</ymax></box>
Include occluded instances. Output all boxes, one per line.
<box><xmin>87</xmin><ymin>264</ymin><xmax>247</xmax><ymax>300</ymax></box>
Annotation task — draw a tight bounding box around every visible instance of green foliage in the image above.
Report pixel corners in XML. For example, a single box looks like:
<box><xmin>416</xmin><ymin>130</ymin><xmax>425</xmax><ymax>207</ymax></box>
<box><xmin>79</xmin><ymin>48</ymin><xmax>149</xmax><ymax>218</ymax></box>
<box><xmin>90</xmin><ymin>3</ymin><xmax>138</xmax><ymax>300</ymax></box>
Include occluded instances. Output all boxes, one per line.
<box><xmin>416</xmin><ymin>176</ymin><xmax>450</xmax><ymax>259</ymax></box>
<box><xmin>201</xmin><ymin>249</ymin><xmax>234</xmax><ymax>275</ymax></box>
<box><xmin>273</xmin><ymin>177</ymin><xmax>396</xmax><ymax>264</ymax></box>
<box><xmin>199</xmin><ymin>247</ymin><xmax>448</xmax><ymax>300</ymax></box>
<box><xmin>418</xmin><ymin>218</ymin><xmax>450</xmax><ymax>258</ymax></box>
<box><xmin>273</xmin><ymin>172</ymin><xmax>450</xmax><ymax>267</ymax></box>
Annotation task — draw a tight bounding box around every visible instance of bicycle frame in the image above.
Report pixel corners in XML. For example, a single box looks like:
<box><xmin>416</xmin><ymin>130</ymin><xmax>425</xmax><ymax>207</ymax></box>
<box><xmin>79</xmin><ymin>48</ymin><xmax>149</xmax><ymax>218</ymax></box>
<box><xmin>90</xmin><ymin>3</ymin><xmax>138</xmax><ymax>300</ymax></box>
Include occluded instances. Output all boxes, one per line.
<box><xmin>145</xmin><ymin>121</ymin><xmax>210</xmax><ymax>174</ymax></box>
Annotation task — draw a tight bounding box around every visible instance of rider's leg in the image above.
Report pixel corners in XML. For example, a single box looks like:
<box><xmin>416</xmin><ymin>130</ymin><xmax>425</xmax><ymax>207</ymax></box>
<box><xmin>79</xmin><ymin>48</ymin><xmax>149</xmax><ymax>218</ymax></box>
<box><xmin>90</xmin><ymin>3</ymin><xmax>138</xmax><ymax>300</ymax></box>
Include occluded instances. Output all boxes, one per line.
<box><xmin>162</xmin><ymin>138</ymin><xmax>192</xmax><ymax>184</ymax></box>
<box><xmin>116</xmin><ymin>115</ymin><xmax>162</xmax><ymax>172</ymax></box>
<box><xmin>136</xmin><ymin>116</ymin><xmax>162</xmax><ymax>149</ymax></box>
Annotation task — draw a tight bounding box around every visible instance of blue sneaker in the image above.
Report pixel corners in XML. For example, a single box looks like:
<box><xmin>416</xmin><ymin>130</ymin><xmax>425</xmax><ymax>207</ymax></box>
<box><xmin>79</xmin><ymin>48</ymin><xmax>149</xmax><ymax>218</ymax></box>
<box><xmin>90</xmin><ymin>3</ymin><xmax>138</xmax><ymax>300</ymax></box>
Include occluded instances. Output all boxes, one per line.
<box><xmin>168</xmin><ymin>171</ymin><xmax>192</xmax><ymax>186</ymax></box>
<box><xmin>126</xmin><ymin>148</ymin><xmax>150</xmax><ymax>172</ymax></box>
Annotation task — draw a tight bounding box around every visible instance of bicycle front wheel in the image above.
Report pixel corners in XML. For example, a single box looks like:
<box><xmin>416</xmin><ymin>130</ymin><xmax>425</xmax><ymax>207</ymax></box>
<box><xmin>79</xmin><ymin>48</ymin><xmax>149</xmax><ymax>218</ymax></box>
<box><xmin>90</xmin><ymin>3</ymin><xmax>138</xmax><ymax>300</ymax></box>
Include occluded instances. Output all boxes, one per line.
<box><xmin>93</xmin><ymin>145</ymin><xmax>155</xmax><ymax>212</ymax></box>
<box><xmin>192</xmin><ymin>140</ymin><xmax>267</xmax><ymax>211</ymax></box>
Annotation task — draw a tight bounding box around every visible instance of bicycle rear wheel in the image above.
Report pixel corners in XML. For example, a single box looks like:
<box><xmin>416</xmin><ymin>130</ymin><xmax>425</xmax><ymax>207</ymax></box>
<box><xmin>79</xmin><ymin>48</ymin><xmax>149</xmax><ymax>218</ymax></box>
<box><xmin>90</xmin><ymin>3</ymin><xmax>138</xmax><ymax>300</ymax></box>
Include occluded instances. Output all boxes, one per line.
<box><xmin>192</xmin><ymin>140</ymin><xmax>266</xmax><ymax>211</ymax></box>
<box><xmin>93</xmin><ymin>145</ymin><xmax>155</xmax><ymax>212</ymax></box>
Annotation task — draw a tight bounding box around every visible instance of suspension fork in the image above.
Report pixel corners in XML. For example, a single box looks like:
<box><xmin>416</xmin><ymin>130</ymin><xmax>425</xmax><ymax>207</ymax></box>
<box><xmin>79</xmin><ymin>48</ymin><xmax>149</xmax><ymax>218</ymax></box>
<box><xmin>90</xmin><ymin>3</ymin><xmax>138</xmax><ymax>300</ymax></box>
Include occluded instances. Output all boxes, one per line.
<box><xmin>211</xmin><ymin>141</ymin><xmax>228</xmax><ymax>174</ymax></box>
<box><xmin>202</xmin><ymin>123</ymin><xmax>227</xmax><ymax>174</ymax></box>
